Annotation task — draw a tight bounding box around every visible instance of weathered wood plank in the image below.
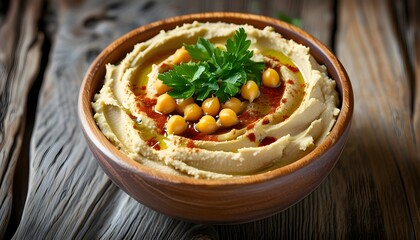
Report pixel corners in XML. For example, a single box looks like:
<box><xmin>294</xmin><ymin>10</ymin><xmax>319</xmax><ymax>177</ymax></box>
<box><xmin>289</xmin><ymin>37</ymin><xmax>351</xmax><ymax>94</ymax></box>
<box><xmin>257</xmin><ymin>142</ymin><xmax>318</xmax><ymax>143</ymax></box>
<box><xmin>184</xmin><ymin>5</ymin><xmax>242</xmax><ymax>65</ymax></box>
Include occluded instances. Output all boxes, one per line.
<box><xmin>393</xmin><ymin>0</ymin><xmax>420</xmax><ymax>233</ymax></box>
<box><xmin>401</xmin><ymin>0</ymin><xmax>420</xmax><ymax>153</ymax></box>
<box><xmin>393</xmin><ymin>0</ymin><xmax>419</xmax><ymax>152</ymax></box>
<box><xmin>336</xmin><ymin>0</ymin><xmax>419</xmax><ymax>238</ymax></box>
<box><xmin>0</xmin><ymin>0</ymin><xmax>43</xmax><ymax>238</ymax></box>
<box><xmin>301</xmin><ymin>0</ymin><xmax>335</xmax><ymax>48</ymax></box>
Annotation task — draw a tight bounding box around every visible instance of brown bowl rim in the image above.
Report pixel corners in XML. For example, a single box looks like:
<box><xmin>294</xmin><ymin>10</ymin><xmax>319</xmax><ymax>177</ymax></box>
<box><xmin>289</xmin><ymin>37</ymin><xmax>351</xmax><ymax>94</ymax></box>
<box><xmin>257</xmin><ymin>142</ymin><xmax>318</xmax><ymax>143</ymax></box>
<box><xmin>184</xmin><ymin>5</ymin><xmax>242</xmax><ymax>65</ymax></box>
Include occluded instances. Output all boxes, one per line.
<box><xmin>78</xmin><ymin>12</ymin><xmax>353</xmax><ymax>187</ymax></box>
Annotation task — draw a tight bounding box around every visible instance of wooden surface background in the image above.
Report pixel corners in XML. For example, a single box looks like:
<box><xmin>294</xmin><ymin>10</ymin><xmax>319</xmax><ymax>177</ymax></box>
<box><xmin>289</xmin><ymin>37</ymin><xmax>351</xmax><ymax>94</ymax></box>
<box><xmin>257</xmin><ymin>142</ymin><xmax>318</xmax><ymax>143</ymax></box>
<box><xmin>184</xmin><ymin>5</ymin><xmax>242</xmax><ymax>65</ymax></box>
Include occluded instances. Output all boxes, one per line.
<box><xmin>0</xmin><ymin>0</ymin><xmax>419</xmax><ymax>239</ymax></box>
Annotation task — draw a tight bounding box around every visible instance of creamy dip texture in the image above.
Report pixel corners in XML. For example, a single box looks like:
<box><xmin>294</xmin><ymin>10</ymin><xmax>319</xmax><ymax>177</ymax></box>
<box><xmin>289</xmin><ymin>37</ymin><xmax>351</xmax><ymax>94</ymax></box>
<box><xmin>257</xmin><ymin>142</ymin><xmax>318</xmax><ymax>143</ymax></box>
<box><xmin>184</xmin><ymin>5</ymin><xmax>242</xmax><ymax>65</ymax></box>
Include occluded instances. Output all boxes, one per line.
<box><xmin>92</xmin><ymin>22</ymin><xmax>340</xmax><ymax>179</ymax></box>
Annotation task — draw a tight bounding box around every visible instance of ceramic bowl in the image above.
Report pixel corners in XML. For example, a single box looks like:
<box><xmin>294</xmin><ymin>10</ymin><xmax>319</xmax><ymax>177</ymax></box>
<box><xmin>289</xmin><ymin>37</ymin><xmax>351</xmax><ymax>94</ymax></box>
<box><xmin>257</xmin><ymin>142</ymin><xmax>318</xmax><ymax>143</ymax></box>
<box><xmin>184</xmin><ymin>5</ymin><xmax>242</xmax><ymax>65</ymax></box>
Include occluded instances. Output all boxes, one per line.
<box><xmin>78</xmin><ymin>12</ymin><xmax>353</xmax><ymax>224</ymax></box>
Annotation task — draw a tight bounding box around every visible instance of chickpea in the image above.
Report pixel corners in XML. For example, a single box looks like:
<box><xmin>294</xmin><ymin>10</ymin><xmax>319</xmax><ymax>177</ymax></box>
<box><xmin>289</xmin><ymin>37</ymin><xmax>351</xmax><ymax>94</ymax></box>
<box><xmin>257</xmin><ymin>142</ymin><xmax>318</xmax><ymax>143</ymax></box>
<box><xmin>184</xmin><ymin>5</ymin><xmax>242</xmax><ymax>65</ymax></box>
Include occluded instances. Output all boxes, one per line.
<box><xmin>195</xmin><ymin>115</ymin><xmax>218</xmax><ymax>134</ymax></box>
<box><xmin>201</xmin><ymin>97</ymin><xmax>220</xmax><ymax>116</ymax></box>
<box><xmin>218</xmin><ymin>108</ymin><xmax>238</xmax><ymax>127</ymax></box>
<box><xmin>183</xmin><ymin>103</ymin><xmax>203</xmax><ymax>122</ymax></box>
<box><xmin>154</xmin><ymin>79</ymin><xmax>172</xmax><ymax>95</ymax></box>
<box><xmin>222</xmin><ymin>97</ymin><xmax>242</xmax><ymax>114</ymax></box>
<box><xmin>176</xmin><ymin>97</ymin><xmax>194</xmax><ymax>114</ymax></box>
<box><xmin>262</xmin><ymin>68</ymin><xmax>280</xmax><ymax>87</ymax></box>
<box><xmin>166</xmin><ymin>115</ymin><xmax>187</xmax><ymax>135</ymax></box>
<box><xmin>241</xmin><ymin>80</ymin><xmax>260</xmax><ymax>102</ymax></box>
<box><xmin>155</xmin><ymin>93</ymin><xmax>176</xmax><ymax>114</ymax></box>
<box><xmin>172</xmin><ymin>47</ymin><xmax>191</xmax><ymax>65</ymax></box>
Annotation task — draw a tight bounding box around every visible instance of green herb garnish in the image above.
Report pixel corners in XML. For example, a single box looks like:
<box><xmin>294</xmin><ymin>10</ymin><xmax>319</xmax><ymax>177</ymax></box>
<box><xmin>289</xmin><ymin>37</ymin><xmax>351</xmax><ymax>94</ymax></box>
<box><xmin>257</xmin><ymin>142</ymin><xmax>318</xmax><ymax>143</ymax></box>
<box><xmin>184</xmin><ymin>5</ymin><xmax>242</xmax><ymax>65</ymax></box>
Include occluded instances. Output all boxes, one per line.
<box><xmin>158</xmin><ymin>28</ymin><xmax>265</xmax><ymax>102</ymax></box>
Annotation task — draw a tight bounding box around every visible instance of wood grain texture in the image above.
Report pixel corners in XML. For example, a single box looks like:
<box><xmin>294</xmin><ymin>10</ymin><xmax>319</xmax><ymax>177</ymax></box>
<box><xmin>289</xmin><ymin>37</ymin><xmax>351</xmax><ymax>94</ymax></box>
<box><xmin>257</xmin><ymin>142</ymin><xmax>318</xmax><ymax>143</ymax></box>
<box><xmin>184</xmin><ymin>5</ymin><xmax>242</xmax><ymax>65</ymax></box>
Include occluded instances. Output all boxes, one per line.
<box><xmin>0</xmin><ymin>0</ymin><xmax>43</xmax><ymax>238</ymax></box>
<box><xmin>12</xmin><ymin>1</ymin><xmax>199</xmax><ymax>239</ymax></box>
<box><xmin>404</xmin><ymin>0</ymin><xmax>420</xmax><ymax>152</ymax></box>
<box><xmin>336</xmin><ymin>0</ymin><xmax>419</xmax><ymax>238</ymax></box>
<box><xmin>1</xmin><ymin>0</ymin><xmax>418</xmax><ymax>238</ymax></box>
<box><xmin>169</xmin><ymin>0</ymin><xmax>335</xmax><ymax>48</ymax></box>
<box><xmin>392</xmin><ymin>0</ymin><xmax>420</xmax><ymax>152</ymax></box>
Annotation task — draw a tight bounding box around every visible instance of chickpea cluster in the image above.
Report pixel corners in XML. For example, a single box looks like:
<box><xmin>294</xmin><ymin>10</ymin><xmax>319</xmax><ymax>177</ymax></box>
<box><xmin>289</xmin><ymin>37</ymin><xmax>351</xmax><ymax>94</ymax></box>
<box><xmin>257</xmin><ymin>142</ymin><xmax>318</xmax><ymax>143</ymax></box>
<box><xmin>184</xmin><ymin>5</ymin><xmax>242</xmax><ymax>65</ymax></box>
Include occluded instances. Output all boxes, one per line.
<box><xmin>154</xmin><ymin>47</ymin><xmax>281</xmax><ymax>136</ymax></box>
<box><xmin>155</xmin><ymin>94</ymin><xmax>242</xmax><ymax>135</ymax></box>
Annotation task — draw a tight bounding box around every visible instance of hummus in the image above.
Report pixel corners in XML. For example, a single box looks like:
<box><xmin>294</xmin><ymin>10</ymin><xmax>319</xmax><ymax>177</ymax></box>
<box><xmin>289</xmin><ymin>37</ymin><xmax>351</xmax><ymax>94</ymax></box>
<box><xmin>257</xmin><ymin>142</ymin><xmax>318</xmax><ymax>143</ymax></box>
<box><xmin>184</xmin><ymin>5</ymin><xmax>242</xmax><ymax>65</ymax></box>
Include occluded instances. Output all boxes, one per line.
<box><xmin>92</xmin><ymin>22</ymin><xmax>340</xmax><ymax>179</ymax></box>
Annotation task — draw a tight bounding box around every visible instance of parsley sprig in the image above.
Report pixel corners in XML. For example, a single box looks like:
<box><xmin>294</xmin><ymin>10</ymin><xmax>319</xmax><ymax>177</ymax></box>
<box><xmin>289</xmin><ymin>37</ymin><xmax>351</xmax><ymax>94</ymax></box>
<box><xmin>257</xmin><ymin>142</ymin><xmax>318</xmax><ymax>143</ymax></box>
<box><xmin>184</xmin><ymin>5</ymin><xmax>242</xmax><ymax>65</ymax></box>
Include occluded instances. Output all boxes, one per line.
<box><xmin>158</xmin><ymin>28</ymin><xmax>265</xmax><ymax>102</ymax></box>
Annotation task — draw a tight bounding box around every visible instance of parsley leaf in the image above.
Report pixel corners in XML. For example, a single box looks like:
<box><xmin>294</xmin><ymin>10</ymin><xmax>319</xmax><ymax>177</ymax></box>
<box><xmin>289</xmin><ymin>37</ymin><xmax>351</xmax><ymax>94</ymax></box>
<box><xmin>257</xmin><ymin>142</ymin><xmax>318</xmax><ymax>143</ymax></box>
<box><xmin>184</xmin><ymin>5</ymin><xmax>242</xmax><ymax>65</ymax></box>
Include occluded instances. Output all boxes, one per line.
<box><xmin>226</xmin><ymin>28</ymin><xmax>252</xmax><ymax>62</ymax></box>
<box><xmin>184</xmin><ymin>38</ymin><xmax>214</xmax><ymax>61</ymax></box>
<box><xmin>159</xmin><ymin>27</ymin><xmax>264</xmax><ymax>102</ymax></box>
<box><xmin>158</xmin><ymin>63</ymin><xmax>204</xmax><ymax>99</ymax></box>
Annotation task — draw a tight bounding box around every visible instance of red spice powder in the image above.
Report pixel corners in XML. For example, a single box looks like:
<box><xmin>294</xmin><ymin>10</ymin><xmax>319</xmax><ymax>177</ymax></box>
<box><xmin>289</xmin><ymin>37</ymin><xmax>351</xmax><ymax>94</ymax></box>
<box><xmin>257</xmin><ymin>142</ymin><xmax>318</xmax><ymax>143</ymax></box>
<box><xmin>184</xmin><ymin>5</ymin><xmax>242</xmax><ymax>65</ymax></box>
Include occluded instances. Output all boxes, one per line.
<box><xmin>259</xmin><ymin>136</ymin><xmax>277</xmax><ymax>146</ymax></box>
<box><xmin>247</xmin><ymin>133</ymin><xmax>256</xmax><ymax>142</ymax></box>
<box><xmin>139</xmin><ymin>97</ymin><xmax>157</xmax><ymax>106</ymax></box>
<box><xmin>246</xmin><ymin>123</ymin><xmax>255</xmax><ymax>130</ymax></box>
<box><xmin>266</xmin><ymin>56</ymin><xmax>281</xmax><ymax>72</ymax></box>
<box><xmin>262</xmin><ymin>118</ymin><xmax>270</xmax><ymax>125</ymax></box>
<box><xmin>259</xmin><ymin>84</ymin><xmax>285</xmax><ymax>111</ymax></box>
<box><xmin>135</xmin><ymin>98</ymin><xmax>166</xmax><ymax>135</ymax></box>
<box><xmin>236</xmin><ymin>110</ymin><xmax>259</xmax><ymax>130</ymax></box>
<box><xmin>285</xmin><ymin>64</ymin><xmax>299</xmax><ymax>73</ymax></box>
<box><xmin>187</xmin><ymin>139</ymin><xmax>195</xmax><ymax>148</ymax></box>
<box><xmin>286</xmin><ymin>79</ymin><xmax>294</xmax><ymax>85</ymax></box>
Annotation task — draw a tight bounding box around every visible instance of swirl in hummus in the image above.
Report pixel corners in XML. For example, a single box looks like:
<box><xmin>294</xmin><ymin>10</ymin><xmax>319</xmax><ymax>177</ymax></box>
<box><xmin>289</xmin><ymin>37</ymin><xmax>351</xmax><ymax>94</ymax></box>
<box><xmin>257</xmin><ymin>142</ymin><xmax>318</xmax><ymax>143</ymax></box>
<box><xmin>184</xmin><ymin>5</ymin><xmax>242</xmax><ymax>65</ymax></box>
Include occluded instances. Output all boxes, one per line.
<box><xmin>92</xmin><ymin>22</ymin><xmax>340</xmax><ymax>179</ymax></box>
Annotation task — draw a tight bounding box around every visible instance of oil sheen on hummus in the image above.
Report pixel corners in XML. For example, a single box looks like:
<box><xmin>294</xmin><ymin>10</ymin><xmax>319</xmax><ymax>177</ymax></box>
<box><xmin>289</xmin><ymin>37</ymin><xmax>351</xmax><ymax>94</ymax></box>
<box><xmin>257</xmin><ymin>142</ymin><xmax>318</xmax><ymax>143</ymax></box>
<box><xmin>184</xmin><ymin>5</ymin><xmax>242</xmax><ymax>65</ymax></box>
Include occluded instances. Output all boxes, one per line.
<box><xmin>92</xmin><ymin>22</ymin><xmax>340</xmax><ymax>179</ymax></box>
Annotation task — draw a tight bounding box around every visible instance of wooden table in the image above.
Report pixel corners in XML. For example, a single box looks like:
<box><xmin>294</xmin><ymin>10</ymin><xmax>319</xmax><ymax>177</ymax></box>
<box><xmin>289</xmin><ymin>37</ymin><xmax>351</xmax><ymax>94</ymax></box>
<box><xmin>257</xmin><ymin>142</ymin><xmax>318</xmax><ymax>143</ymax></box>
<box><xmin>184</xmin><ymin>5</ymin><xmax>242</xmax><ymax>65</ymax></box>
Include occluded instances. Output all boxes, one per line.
<box><xmin>1</xmin><ymin>0</ymin><xmax>419</xmax><ymax>239</ymax></box>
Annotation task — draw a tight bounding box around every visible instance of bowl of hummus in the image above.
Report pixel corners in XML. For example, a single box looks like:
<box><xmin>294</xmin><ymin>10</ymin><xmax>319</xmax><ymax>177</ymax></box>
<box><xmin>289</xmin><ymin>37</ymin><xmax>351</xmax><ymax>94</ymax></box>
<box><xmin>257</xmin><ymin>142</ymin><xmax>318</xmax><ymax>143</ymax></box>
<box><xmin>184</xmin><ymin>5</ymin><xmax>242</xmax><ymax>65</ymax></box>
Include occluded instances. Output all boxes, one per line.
<box><xmin>78</xmin><ymin>12</ymin><xmax>353</xmax><ymax>223</ymax></box>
